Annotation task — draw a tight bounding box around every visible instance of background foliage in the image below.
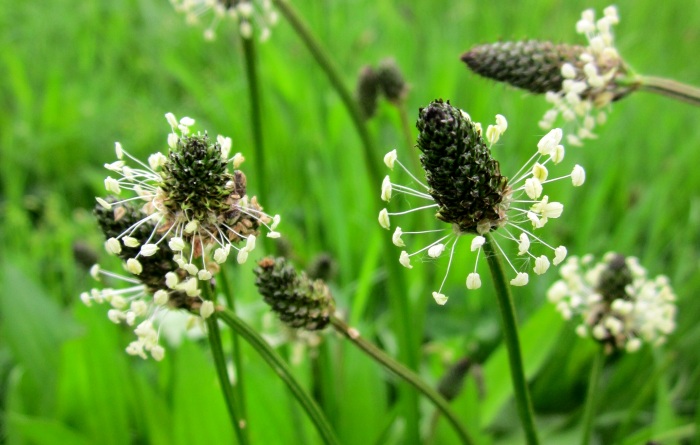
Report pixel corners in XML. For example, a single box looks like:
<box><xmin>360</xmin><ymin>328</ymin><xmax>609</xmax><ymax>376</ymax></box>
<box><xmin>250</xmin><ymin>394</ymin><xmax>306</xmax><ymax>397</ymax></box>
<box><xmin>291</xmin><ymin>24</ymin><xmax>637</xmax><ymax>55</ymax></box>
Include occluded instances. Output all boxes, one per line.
<box><xmin>1</xmin><ymin>0</ymin><xmax>699</xmax><ymax>443</ymax></box>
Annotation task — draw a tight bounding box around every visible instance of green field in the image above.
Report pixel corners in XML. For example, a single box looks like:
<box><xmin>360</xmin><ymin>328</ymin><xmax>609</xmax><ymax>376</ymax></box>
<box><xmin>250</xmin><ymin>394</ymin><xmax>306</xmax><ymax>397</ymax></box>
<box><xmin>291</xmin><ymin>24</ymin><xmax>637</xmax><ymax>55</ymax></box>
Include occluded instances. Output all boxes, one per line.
<box><xmin>1</xmin><ymin>0</ymin><xmax>699</xmax><ymax>444</ymax></box>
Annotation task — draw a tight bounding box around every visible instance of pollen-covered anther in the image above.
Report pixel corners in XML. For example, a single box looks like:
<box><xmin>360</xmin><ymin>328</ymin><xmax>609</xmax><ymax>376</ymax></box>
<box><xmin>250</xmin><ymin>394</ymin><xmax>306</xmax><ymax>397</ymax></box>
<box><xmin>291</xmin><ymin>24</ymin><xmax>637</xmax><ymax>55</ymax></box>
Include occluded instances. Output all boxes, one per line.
<box><xmin>432</xmin><ymin>292</ymin><xmax>449</xmax><ymax>305</ymax></box>
<box><xmin>381</xmin><ymin>176</ymin><xmax>392</xmax><ymax>201</ymax></box>
<box><xmin>384</xmin><ymin>150</ymin><xmax>398</xmax><ymax>169</ymax></box>
<box><xmin>399</xmin><ymin>251</ymin><xmax>412</xmax><ymax>269</ymax></box>
<box><xmin>378</xmin><ymin>209</ymin><xmax>390</xmax><ymax>229</ymax></box>
<box><xmin>466</xmin><ymin>273</ymin><xmax>482</xmax><ymax>290</ymax></box>
<box><xmin>392</xmin><ymin>227</ymin><xmax>405</xmax><ymax>247</ymax></box>
<box><xmin>511</xmin><ymin>272</ymin><xmax>529</xmax><ymax>286</ymax></box>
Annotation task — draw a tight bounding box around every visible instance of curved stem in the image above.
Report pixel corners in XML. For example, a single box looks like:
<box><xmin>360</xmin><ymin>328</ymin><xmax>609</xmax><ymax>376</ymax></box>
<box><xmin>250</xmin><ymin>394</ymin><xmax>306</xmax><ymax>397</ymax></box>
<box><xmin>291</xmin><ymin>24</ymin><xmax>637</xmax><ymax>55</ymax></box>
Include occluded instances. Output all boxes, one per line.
<box><xmin>240</xmin><ymin>36</ymin><xmax>267</xmax><ymax>197</ymax></box>
<box><xmin>331</xmin><ymin>316</ymin><xmax>475</xmax><ymax>445</ymax></box>
<box><xmin>217</xmin><ymin>307</ymin><xmax>341</xmax><ymax>445</ymax></box>
<box><xmin>218</xmin><ymin>267</ymin><xmax>249</xmax><ymax>432</ymax></box>
<box><xmin>395</xmin><ymin>101</ymin><xmax>421</xmax><ymax>173</ymax></box>
<box><xmin>483</xmin><ymin>234</ymin><xmax>539</xmax><ymax>445</ymax></box>
<box><xmin>632</xmin><ymin>75</ymin><xmax>700</xmax><ymax>107</ymax></box>
<box><xmin>271</xmin><ymin>0</ymin><xmax>381</xmax><ymax>185</ymax></box>
<box><xmin>580</xmin><ymin>347</ymin><xmax>605</xmax><ymax>445</ymax></box>
<box><xmin>273</xmin><ymin>1</ymin><xmax>421</xmax><ymax>439</ymax></box>
<box><xmin>202</xmin><ymin>284</ymin><xmax>249</xmax><ymax>445</ymax></box>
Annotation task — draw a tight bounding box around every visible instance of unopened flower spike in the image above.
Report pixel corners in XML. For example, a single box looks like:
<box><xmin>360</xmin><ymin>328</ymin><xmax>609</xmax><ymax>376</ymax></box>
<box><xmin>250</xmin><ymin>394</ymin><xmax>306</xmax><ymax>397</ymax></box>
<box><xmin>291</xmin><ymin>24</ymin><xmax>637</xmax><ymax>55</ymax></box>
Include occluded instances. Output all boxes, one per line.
<box><xmin>97</xmin><ymin>113</ymin><xmax>280</xmax><ymax>280</ymax></box>
<box><xmin>356</xmin><ymin>65</ymin><xmax>380</xmax><ymax>120</ymax></box>
<box><xmin>171</xmin><ymin>0</ymin><xmax>278</xmax><ymax>42</ymax></box>
<box><xmin>547</xmin><ymin>253</ymin><xmax>677</xmax><ymax>354</ymax></box>
<box><xmin>380</xmin><ymin>99</ymin><xmax>581</xmax><ymax>303</ymax></box>
<box><xmin>376</xmin><ymin>58</ymin><xmax>409</xmax><ymax>104</ymax></box>
<box><xmin>254</xmin><ymin>257</ymin><xmax>336</xmax><ymax>331</ymax></box>
<box><xmin>82</xmin><ymin>199</ymin><xmax>210</xmax><ymax>361</ymax></box>
<box><xmin>355</xmin><ymin>58</ymin><xmax>410</xmax><ymax>120</ymax></box>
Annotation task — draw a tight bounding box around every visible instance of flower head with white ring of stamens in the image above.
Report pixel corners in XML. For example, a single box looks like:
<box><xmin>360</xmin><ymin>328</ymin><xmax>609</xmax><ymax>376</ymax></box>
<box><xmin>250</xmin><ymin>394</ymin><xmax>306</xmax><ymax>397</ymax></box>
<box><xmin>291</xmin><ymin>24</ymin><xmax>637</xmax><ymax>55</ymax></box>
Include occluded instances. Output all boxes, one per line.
<box><xmin>539</xmin><ymin>5</ymin><xmax>628</xmax><ymax>145</ymax></box>
<box><xmin>170</xmin><ymin>0</ymin><xmax>278</xmax><ymax>42</ymax></box>
<box><xmin>547</xmin><ymin>253</ymin><xmax>677</xmax><ymax>354</ymax></box>
<box><xmin>379</xmin><ymin>99</ymin><xmax>583</xmax><ymax>305</ymax></box>
<box><xmin>82</xmin><ymin>199</ymin><xmax>216</xmax><ymax>361</ymax></box>
<box><xmin>462</xmin><ymin>6</ymin><xmax>631</xmax><ymax>146</ymax></box>
<box><xmin>97</xmin><ymin>113</ymin><xmax>281</xmax><ymax>281</ymax></box>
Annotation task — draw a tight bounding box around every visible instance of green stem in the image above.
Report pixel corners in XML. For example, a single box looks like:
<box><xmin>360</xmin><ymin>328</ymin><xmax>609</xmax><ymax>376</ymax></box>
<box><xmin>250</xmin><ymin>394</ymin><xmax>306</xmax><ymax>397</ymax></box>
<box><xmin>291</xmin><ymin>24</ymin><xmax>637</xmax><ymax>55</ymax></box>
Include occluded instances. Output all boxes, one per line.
<box><xmin>218</xmin><ymin>307</ymin><xmax>341</xmax><ymax>445</ymax></box>
<box><xmin>395</xmin><ymin>101</ymin><xmax>421</xmax><ymax>173</ymax></box>
<box><xmin>483</xmin><ymin>234</ymin><xmax>539</xmax><ymax>445</ymax></box>
<box><xmin>218</xmin><ymin>267</ymin><xmax>249</xmax><ymax>432</ymax></box>
<box><xmin>627</xmin><ymin>75</ymin><xmax>700</xmax><ymax>107</ymax></box>
<box><xmin>240</xmin><ymin>36</ymin><xmax>267</xmax><ymax>197</ymax></box>
<box><xmin>271</xmin><ymin>0</ymin><xmax>380</xmax><ymax>185</ymax></box>
<box><xmin>202</xmin><ymin>284</ymin><xmax>249</xmax><ymax>445</ymax></box>
<box><xmin>580</xmin><ymin>347</ymin><xmax>605</xmax><ymax>445</ymax></box>
<box><xmin>330</xmin><ymin>316</ymin><xmax>475</xmax><ymax>445</ymax></box>
<box><xmin>273</xmin><ymin>0</ymin><xmax>421</xmax><ymax>440</ymax></box>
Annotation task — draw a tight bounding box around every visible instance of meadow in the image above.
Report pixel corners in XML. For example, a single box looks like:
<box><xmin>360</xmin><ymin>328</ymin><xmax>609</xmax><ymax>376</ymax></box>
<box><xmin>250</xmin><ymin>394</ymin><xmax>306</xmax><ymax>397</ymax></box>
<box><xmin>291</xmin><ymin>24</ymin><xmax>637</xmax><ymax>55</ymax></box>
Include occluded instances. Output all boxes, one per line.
<box><xmin>1</xmin><ymin>0</ymin><xmax>699</xmax><ymax>443</ymax></box>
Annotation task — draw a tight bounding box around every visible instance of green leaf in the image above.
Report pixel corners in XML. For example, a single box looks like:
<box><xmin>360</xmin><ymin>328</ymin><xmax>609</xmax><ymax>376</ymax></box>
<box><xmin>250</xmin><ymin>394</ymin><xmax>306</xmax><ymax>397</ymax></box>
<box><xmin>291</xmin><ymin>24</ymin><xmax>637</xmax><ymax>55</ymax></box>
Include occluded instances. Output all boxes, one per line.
<box><xmin>479</xmin><ymin>304</ymin><xmax>564</xmax><ymax>427</ymax></box>
<box><xmin>6</xmin><ymin>413</ymin><xmax>91</xmax><ymax>445</ymax></box>
<box><xmin>0</xmin><ymin>265</ymin><xmax>79</xmax><ymax>413</ymax></box>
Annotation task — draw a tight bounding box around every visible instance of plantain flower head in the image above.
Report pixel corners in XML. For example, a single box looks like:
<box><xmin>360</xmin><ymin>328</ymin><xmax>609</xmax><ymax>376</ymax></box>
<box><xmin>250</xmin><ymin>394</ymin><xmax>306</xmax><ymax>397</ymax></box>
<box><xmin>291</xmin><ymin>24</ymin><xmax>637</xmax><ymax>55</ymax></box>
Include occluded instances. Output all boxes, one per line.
<box><xmin>462</xmin><ymin>6</ymin><xmax>631</xmax><ymax>146</ymax></box>
<box><xmin>547</xmin><ymin>253</ymin><xmax>677</xmax><ymax>354</ymax></box>
<box><xmin>380</xmin><ymin>99</ymin><xmax>583</xmax><ymax>304</ymax></box>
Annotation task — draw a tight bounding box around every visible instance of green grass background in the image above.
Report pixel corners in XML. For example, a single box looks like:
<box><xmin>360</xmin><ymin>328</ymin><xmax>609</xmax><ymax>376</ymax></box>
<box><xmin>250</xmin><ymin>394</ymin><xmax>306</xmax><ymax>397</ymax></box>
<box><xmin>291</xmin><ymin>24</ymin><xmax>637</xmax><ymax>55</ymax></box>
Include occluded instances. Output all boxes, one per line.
<box><xmin>1</xmin><ymin>0</ymin><xmax>699</xmax><ymax>443</ymax></box>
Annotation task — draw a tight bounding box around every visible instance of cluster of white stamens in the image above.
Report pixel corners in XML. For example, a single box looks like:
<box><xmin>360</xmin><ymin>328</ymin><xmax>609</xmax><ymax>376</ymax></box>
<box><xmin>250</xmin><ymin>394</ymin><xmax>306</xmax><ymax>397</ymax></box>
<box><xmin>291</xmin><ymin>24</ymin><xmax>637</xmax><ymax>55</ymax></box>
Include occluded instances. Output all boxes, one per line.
<box><xmin>98</xmin><ymin>113</ymin><xmax>280</xmax><ymax>281</ymax></box>
<box><xmin>380</xmin><ymin>114</ymin><xmax>584</xmax><ymax>305</ymax></box>
<box><xmin>171</xmin><ymin>0</ymin><xmax>278</xmax><ymax>42</ymax></box>
<box><xmin>84</xmin><ymin>112</ymin><xmax>280</xmax><ymax>359</ymax></box>
<box><xmin>80</xmin><ymin>265</ymin><xmax>216</xmax><ymax>361</ymax></box>
<box><xmin>539</xmin><ymin>5</ymin><xmax>621</xmax><ymax>146</ymax></box>
<box><xmin>547</xmin><ymin>253</ymin><xmax>677</xmax><ymax>353</ymax></box>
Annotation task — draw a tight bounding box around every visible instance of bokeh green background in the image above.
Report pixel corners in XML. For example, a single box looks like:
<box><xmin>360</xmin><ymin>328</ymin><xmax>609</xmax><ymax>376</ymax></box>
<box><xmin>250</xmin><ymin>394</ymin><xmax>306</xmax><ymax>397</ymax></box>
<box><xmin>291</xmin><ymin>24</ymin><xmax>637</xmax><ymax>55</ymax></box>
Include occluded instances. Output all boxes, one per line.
<box><xmin>1</xmin><ymin>0</ymin><xmax>699</xmax><ymax>443</ymax></box>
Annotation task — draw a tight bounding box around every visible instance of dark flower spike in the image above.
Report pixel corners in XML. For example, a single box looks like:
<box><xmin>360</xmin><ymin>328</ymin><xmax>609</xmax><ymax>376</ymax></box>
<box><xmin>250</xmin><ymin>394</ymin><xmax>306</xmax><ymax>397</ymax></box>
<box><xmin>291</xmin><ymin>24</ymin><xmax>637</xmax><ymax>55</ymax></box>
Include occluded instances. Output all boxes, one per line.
<box><xmin>254</xmin><ymin>257</ymin><xmax>335</xmax><ymax>331</ymax></box>
<box><xmin>376</xmin><ymin>58</ymin><xmax>409</xmax><ymax>104</ymax></box>
<box><xmin>355</xmin><ymin>65</ymin><xmax>380</xmax><ymax>120</ymax></box>
<box><xmin>380</xmin><ymin>100</ymin><xmax>584</xmax><ymax>304</ymax></box>
<box><xmin>548</xmin><ymin>253</ymin><xmax>677</xmax><ymax>354</ymax></box>
<box><xmin>462</xmin><ymin>6</ymin><xmax>629</xmax><ymax>145</ymax></box>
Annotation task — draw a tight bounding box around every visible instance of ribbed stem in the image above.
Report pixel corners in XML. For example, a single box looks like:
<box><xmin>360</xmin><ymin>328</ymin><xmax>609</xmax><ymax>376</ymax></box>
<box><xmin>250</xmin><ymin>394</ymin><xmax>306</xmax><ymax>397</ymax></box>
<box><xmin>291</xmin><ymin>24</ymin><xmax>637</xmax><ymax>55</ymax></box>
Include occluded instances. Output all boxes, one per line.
<box><xmin>271</xmin><ymin>0</ymin><xmax>380</xmax><ymax>184</ymax></box>
<box><xmin>580</xmin><ymin>347</ymin><xmax>605</xmax><ymax>445</ymax></box>
<box><xmin>240</xmin><ymin>36</ymin><xmax>267</xmax><ymax>197</ymax></box>
<box><xmin>483</xmin><ymin>234</ymin><xmax>539</xmax><ymax>445</ymax></box>
<box><xmin>396</xmin><ymin>101</ymin><xmax>421</xmax><ymax>173</ymax></box>
<box><xmin>633</xmin><ymin>75</ymin><xmax>700</xmax><ymax>107</ymax></box>
<box><xmin>273</xmin><ymin>0</ymin><xmax>420</xmax><ymax>440</ymax></box>
<box><xmin>331</xmin><ymin>316</ymin><xmax>475</xmax><ymax>445</ymax></box>
<box><xmin>218</xmin><ymin>307</ymin><xmax>341</xmax><ymax>445</ymax></box>
<box><xmin>202</xmin><ymin>284</ymin><xmax>249</xmax><ymax>445</ymax></box>
<box><xmin>218</xmin><ymin>266</ymin><xmax>249</xmax><ymax>432</ymax></box>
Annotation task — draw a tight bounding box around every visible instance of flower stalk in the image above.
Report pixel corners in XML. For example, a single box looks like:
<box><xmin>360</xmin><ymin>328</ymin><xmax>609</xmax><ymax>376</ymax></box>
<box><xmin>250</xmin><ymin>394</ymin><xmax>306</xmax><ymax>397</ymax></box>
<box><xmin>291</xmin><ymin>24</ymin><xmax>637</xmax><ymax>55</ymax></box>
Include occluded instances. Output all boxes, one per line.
<box><xmin>202</xmin><ymin>283</ymin><xmax>249</xmax><ymax>445</ymax></box>
<box><xmin>217</xmin><ymin>307</ymin><xmax>341</xmax><ymax>445</ymax></box>
<box><xmin>580</xmin><ymin>347</ymin><xmax>605</xmax><ymax>445</ymax></box>
<box><xmin>483</xmin><ymin>233</ymin><xmax>539</xmax><ymax>445</ymax></box>
<box><xmin>272</xmin><ymin>0</ymin><xmax>421</xmax><ymax>438</ymax></box>
<box><xmin>218</xmin><ymin>266</ymin><xmax>249</xmax><ymax>432</ymax></box>
<box><xmin>240</xmin><ymin>35</ymin><xmax>268</xmax><ymax>198</ymax></box>
<box><xmin>633</xmin><ymin>75</ymin><xmax>700</xmax><ymax>107</ymax></box>
<box><xmin>330</xmin><ymin>316</ymin><xmax>475</xmax><ymax>445</ymax></box>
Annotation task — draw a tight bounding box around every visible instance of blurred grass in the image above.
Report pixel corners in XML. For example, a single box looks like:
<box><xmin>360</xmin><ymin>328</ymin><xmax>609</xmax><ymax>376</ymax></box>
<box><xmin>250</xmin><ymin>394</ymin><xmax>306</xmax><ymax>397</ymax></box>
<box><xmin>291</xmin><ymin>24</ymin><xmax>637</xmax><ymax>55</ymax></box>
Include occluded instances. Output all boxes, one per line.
<box><xmin>1</xmin><ymin>0</ymin><xmax>699</xmax><ymax>443</ymax></box>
